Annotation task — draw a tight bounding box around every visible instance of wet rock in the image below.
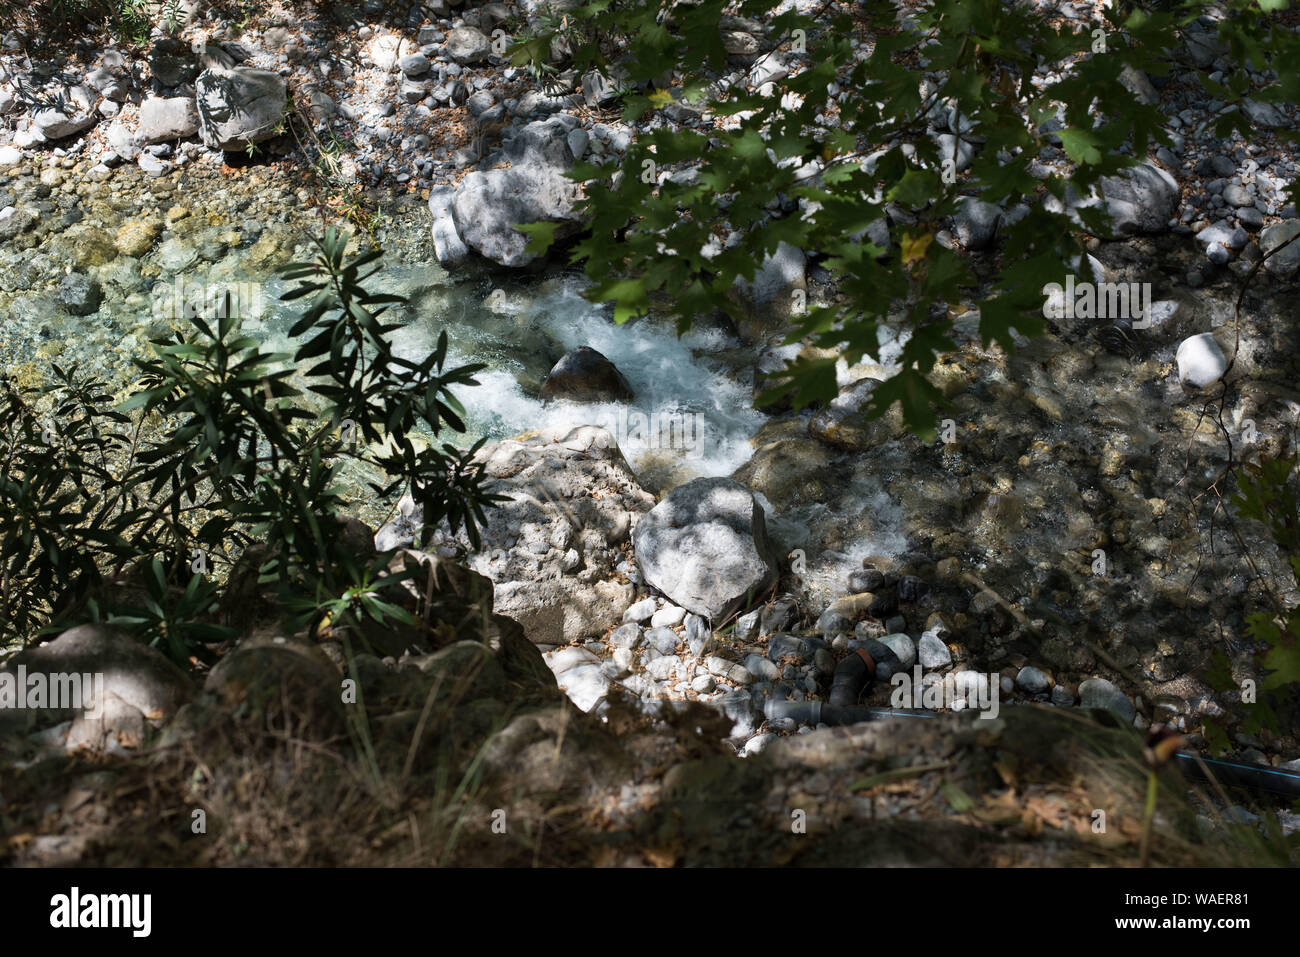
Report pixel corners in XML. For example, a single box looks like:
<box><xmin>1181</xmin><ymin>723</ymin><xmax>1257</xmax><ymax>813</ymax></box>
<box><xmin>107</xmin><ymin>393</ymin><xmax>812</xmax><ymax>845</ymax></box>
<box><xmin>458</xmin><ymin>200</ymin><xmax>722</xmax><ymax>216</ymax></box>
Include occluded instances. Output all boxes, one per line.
<box><xmin>809</xmin><ymin>378</ymin><xmax>904</xmax><ymax>451</ymax></box>
<box><xmin>633</xmin><ymin>477</ymin><xmax>781</xmax><ymax>620</ymax></box>
<box><xmin>816</xmin><ymin>607</ymin><xmax>853</xmax><ymax>636</ymax></box>
<box><xmin>849</xmin><ymin>567</ymin><xmax>886</xmax><ymax>593</ymax></box>
<box><xmin>732</xmin><ymin>435</ymin><xmax>834</xmax><ymax>512</ymax></box>
<box><xmin>897</xmin><ymin>575</ymin><xmax>928</xmax><ymax>604</ymax></box>
<box><xmin>538</xmin><ymin>346</ymin><xmax>634</xmax><ymax>403</ymax></box>
<box><xmin>114</xmin><ymin>217</ymin><xmax>163</xmax><ymax>257</ymax></box>
<box><xmin>58</xmin><ymin>272</ymin><xmax>102</xmax><ymax>315</ymax></box>
<box><xmin>1175</xmin><ymin>333</ymin><xmax>1226</xmax><ymax>391</ymax></box>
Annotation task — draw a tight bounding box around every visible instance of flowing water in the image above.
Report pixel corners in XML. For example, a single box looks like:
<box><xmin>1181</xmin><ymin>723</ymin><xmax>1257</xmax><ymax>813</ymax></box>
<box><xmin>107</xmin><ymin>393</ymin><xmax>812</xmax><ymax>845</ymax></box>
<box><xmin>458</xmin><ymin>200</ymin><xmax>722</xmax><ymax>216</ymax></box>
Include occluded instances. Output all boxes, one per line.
<box><xmin>2</xmin><ymin>161</ymin><xmax>1295</xmax><ymax>673</ymax></box>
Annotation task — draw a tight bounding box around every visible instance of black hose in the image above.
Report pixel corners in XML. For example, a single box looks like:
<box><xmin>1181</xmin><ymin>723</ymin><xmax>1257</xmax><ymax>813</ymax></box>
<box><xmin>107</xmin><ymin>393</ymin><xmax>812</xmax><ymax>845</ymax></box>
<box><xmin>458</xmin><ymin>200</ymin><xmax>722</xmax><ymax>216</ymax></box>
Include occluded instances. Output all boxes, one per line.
<box><xmin>771</xmin><ymin>633</ymin><xmax>1300</xmax><ymax>801</ymax></box>
<box><xmin>826</xmin><ymin>641</ymin><xmax>899</xmax><ymax>708</ymax></box>
<box><xmin>763</xmin><ymin>699</ymin><xmax>931</xmax><ymax>727</ymax></box>
<box><xmin>1174</xmin><ymin>752</ymin><xmax>1300</xmax><ymax>800</ymax></box>
<box><xmin>828</xmin><ymin>651</ymin><xmax>871</xmax><ymax>707</ymax></box>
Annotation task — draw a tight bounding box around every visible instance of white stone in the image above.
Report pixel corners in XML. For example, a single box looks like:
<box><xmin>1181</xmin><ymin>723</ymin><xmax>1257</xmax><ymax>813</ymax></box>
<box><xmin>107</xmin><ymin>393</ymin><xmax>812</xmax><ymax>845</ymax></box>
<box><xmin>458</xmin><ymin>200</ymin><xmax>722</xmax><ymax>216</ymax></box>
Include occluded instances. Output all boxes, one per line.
<box><xmin>543</xmin><ymin>645</ymin><xmax>600</xmax><ymax>675</ymax></box>
<box><xmin>649</xmin><ymin>604</ymin><xmax>685</xmax><ymax>628</ymax></box>
<box><xmin>1176</xmin><ymin>332</ymin><xmax>1227</xmax><ymax>391</ymax></box>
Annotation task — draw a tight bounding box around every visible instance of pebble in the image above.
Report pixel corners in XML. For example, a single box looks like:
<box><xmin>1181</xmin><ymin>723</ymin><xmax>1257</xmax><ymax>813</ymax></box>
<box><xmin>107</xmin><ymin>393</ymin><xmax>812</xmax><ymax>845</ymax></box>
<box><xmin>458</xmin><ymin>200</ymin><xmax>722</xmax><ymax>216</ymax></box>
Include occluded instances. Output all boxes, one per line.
<box><xmin>650</xmin><ymin>604</ymin><xmax>685</xmax><ymax>628</ymax></box>
<box><xmin>684</xmin><ymin>613</ymin><xmax>710</xmax><ymax>655</ymax></box>
<box><xmin>1176</xmin><ymin>333</ymin><xmax>1227</xmax><ymax>391</ymax></box>
<box><xmin>608</xmin><ymin>623</ymin><xmax>643</xmax><ymax>649</ymax></box>
<box><xmin>745</xmin><ymin>654</ymin><xmax>779</xmax><ymax>681</ymax></box>
<box><xmin>645</xmin><ymin>655</ymin><xmax>681</xmax><ymax>681</ymax></box>
<box><xmin>917</xmin><ymin>631</ymin><xmax>951</xmax><ymax>669</ymax></box>
<box><xmin>879</xmin><ymin>633</ymin><xmax>917</xmax><ymax>670</ymax></box>
<box><xmin>1016</xmin><ymin>666</ymin><xmax>1051</xmax><ymax>694</ymax></box>
<box><xmin>1078</xmin><ymin>677</ymin><xmax>1137</xmax><ymax>723</ymax></box>
<box><xmin>730</xmin><ymin>611</ymin><xmax>758</xmax><ymax>640</ymax></box>
<box><xmin>623</xmin><ymin>597</ymin><xmax>657</xmax><ymax>623</ymax></box>
<box><xmin>646</xmin><ymin>627</ymin><xmax>679</xmax><ymax>655</ymax></box>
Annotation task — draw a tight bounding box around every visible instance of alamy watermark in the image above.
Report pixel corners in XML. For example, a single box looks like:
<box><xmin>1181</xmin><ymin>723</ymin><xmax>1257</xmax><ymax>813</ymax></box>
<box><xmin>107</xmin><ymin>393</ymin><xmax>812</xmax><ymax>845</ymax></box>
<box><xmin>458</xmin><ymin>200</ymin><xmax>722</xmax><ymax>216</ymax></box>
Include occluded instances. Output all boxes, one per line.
<box><xmin>1041</xmin><ymin>273</ymin><xmax>1152</xmax><ymax>328</ymax></box>
<box><xmin>591</xmin><ymin>407</ymin><xmax>709</xmax><ymax>460</ymax></box>
<box><xmin>151</xmin><ymin>277</ymin><xmax>264</xmax><ymax>322</ymax></box>
<box><xmin>50</xmin><ymin>887</ymin><xmax>151</xmax><ymax>937</ymax></box>
<box><xmin>0</xmin><ymin>666</ymin><xmax>105</xmax><ymax>717</ymax></box>
<box><xmin>890</xmin><ymin>666</ymin><xmax>1000</xmax><ymax>719</ymax></box>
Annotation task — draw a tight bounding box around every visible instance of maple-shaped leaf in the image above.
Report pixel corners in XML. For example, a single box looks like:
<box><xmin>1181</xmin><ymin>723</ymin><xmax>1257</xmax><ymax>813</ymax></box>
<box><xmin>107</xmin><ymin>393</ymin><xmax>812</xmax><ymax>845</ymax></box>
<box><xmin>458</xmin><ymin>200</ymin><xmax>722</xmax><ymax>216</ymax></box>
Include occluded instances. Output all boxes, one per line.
<box><xmin>900</xmin><ymin>231</ymin><xmax>933</xmax><ymax>267</ymax></box>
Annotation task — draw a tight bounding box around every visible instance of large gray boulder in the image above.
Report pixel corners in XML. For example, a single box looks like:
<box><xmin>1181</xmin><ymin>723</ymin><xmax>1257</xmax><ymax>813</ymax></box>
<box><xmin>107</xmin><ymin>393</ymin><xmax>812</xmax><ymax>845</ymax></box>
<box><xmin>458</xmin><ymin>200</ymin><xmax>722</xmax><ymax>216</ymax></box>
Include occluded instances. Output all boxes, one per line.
<box><xmin>632</xmin><ymin>477</ymin><xmax>780</xmax><ymax>620</ymax></box>
<box><xmin>443</xmin><ymin>116</ymin><xmax>585</xmax><ymax>267</ymax></box>
<box><xmin>136</xmin><ymin>95</ymin><xmax>199</xmax><ymax>144</ymax></box>
<box><xmin>0</xmin><ymin>624</ymin><xmax>192</xmax><ymax>753</ymax></box>
<box><xmin>196</xmin><ymin>66</ymin><xmax>287</xmax><ymax>151</ymax></box>
<box><xmin>33</xmin><ymin>108</ymin><xmax>97</xmax><ymax>140</ymax></box>
<box><xmin>1097</xmin><ymin>162</ymin><xmax>1179</xmax><ymax>235</ymax></box>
